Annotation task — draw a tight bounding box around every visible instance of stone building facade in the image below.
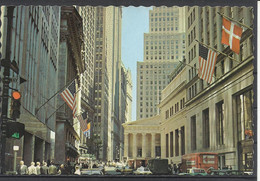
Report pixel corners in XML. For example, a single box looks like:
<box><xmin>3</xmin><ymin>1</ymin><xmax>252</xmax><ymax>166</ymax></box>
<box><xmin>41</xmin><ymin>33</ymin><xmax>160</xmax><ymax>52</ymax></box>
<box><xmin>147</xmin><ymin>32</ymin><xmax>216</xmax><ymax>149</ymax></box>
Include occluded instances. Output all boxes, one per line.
<box><xmin>124</xmin><ymin>6</ymin><xmax>254</xmax><ymax>172</ymax></box>
<box><xmin>55</xmin><ymin>6</ymin><xmax>84</xmax><ymax>164</ymax></box>
<box><xmin>0</xmin><ymin>6</ymin><xmax>60</xmax><ymax>171</ymax></box>
<box><xmin>122</xmin><ymin>115</ymin><xmax>161</xmax><ymax>169</ymax></box>
<box><xmin>184</xmin><ymin>6</ymin><xmax>254</xmax><ymax>171</ymax></box>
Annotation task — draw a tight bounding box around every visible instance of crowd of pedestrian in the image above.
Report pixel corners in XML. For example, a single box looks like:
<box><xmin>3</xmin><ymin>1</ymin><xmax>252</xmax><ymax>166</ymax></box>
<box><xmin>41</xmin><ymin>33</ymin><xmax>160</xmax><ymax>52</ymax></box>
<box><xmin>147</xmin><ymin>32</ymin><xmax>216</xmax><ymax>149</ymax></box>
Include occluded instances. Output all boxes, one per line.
<box><xmin>16</xmin><ymin>160</ymin><xmax>86</xmax><ymax>175</ymax></box>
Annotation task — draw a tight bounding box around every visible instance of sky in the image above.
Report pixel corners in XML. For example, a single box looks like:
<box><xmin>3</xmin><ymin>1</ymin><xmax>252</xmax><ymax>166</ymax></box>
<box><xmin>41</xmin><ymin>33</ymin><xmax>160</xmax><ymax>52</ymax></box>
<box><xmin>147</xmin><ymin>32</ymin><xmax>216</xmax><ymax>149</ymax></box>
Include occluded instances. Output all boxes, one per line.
<box><xmin>122</xmin><ymin>6</ymin><xmax>152</xmax><ymax>121</ymax></box>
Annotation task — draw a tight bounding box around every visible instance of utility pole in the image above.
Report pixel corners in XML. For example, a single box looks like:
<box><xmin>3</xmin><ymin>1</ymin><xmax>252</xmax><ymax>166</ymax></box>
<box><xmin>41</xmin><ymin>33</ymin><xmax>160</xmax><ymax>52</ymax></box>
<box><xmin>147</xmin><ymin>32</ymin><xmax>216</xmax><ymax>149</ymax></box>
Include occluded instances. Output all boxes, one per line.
<box><xmin>0</xmin><ymin>6</ymin><xmax>14</xmax><ymax>174</ymax></box>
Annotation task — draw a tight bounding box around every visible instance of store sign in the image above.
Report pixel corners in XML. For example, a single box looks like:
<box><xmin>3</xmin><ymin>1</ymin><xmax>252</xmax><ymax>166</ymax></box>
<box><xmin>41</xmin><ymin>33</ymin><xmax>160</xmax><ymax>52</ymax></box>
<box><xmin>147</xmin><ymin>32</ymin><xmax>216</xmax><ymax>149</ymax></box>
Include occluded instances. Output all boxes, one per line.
<box><xmin>202</xmin><ymin>155</ymin><xmax>215</xmax><ymax>164</ymax></box>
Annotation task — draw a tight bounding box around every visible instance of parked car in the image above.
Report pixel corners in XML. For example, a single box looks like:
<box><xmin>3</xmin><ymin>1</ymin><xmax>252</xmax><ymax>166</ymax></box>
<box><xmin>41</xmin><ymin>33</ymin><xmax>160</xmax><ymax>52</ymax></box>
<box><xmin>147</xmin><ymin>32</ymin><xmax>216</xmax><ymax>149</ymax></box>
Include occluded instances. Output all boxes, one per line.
<box><xmin>133</xmin><ymin>167</ymin><xmax>152</xmax><ymax>175</ymax></box>
<box><xmin>189</xmin><ymin>168</ymin><xmax>207</xmax><ymax>176</ymax></box>
<box><xmin>81</xmin><ymin>168</ymin><xmax>103</xmax><ymax>175</ymax></box>
<box><xmin>120</xmin><ymin>166</ymin><xmax>134</xmax><ymax>175</ymax></box>
<box><xmin>104</xmin><ymin>166</ymin><xmax>122</xmax><ymax>175</ymax></box>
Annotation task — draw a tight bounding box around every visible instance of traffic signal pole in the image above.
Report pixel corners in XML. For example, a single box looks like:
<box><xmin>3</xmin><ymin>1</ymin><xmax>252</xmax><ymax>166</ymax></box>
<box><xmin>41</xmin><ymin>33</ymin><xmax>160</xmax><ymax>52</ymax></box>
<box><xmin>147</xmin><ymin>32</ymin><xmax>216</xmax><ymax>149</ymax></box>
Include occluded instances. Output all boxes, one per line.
<box><xmin>0</xmin><ymin>6</ymin><xmax>14</xmax><ymax>174</ymax></box>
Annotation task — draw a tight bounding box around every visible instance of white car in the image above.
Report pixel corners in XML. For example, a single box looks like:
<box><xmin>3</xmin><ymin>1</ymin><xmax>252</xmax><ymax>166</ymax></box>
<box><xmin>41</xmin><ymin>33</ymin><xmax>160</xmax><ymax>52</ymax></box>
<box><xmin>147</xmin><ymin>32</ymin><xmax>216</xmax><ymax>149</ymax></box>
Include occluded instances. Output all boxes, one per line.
<box><xmin>133</xmin><ymin>167</ymin><xmax>152</xmax><ymax>175</ymax></box>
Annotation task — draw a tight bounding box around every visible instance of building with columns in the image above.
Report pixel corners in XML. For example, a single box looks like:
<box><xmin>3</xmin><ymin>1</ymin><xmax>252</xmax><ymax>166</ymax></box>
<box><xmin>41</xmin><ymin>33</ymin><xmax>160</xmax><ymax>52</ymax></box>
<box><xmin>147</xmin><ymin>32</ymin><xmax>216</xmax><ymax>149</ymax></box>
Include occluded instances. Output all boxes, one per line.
<box><xmin>122</xmin><ymin>115</ymin><xmax>161</xmax><ymax>168</ymax></box>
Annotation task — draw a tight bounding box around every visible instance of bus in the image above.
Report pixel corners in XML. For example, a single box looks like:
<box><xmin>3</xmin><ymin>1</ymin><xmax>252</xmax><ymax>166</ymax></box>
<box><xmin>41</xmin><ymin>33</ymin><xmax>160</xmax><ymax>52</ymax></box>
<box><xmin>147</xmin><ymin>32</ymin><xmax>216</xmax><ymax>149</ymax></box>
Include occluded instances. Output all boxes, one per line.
<box><xmin>181</xmin><ymin>152</ymin><xmax>218</xmax><ymax>173</ymax></box>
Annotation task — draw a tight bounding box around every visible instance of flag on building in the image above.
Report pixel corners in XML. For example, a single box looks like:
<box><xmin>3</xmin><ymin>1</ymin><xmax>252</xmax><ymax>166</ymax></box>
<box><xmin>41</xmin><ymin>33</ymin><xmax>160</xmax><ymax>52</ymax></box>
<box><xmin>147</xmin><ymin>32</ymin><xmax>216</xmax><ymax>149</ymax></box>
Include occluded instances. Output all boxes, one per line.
<box><xmin>77</xmin><ymin>111</ymin><xmax>88</xmax><ymax>132</ymax></box>
<box><xmin>198</xmin><ymin>44</ymin><xmax>218</xmax><ymax>83</ymax></box>
<box><xmin>60</xmin><ymin>80</ymin><xmax>77</xmax><ymax>117</ymax></box>
<box><xmin>84</xmin><ymin>123</ymin><xmax>91</xmax><ymax>138</ymax></box>
<box><xmin>221</xmin><ymin>17</ymin><xmax>243</xmax><ymax>54</ymax></box>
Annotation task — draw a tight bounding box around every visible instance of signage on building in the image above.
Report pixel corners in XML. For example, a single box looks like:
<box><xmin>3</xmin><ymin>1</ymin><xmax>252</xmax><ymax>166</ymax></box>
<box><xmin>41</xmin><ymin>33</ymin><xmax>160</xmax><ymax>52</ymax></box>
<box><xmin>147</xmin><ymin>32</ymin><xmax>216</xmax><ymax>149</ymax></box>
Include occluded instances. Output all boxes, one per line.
<box><xmin>202</xmin><ymin>155</ymin><xmax>215</xmax><ymax>164</ymax></box>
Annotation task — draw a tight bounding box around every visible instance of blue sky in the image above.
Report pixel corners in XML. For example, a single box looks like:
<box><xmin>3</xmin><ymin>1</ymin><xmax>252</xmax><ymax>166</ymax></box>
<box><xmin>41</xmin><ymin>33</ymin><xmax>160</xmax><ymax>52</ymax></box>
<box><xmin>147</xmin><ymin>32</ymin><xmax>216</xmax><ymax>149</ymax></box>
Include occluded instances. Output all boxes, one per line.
<box><xmin>122</xmin><ymin>6</ymin><xmax>152</xmax><ymax>121</ymax></box>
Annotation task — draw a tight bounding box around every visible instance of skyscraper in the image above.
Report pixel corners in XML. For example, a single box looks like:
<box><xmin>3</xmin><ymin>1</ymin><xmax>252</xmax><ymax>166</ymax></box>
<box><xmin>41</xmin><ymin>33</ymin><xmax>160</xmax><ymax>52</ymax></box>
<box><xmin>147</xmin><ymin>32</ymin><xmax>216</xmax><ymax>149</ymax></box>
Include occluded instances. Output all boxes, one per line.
<box><xmin>93</xmin><ymin>7</ymin><xmax>123</xmax><ymax>161</ymax></box>
<box><xmin>77</xmin><ymin>6</ymin><xmax>96</xmax><ymax>155</ymax></box>
<box><xmin>137</xmin><ymin>7</ymin><xmax>186</xmax><ymax>120</ymax></box>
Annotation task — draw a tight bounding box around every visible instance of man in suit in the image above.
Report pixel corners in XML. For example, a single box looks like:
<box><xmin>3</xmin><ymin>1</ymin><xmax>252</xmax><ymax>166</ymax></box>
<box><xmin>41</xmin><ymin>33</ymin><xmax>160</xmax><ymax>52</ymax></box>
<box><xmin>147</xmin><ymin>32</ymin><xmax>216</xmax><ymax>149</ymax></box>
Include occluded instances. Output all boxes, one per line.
<box><xmin>41</xmin><ymin>162</ymin><xmax>49</xmax><ymax>175</ymax></box>
<box><xmin>48</xmin><ymin>161</ymin><xmax>57</xmax><ymax>175</ymax></box>
<box><xmin>17</xmin><ymin>160</ymin><xmax>28</xmax><ymax>175</ymax></box>
<box><xmin>28</xmin><ymin>162</ymin><xmax>37</xmax><ymax>175</ymax></box>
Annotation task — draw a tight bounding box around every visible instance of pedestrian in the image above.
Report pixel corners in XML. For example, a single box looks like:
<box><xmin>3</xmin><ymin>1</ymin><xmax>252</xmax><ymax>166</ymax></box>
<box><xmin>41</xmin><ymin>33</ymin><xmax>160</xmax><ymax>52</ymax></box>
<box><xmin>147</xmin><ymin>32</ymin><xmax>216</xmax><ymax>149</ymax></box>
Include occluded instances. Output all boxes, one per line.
<box><xmin>17</xmin><ymin>160</ymin><xmax>28</xmax><ymax>175</ymax></box>
<box><xmin>58</xmin><ymin>164</ymin><xmax>68</xmax><ymax>175</ymax></box>
<box><xmin>74</xmin><ymin>165</ymin><xmax>81</xmax><ymax>175</ymax></box>
<box><xmin>28</xmin><ymin>162</ymin><xmax>37</xmax><ymax>175</ymax></box>
<box><xmin>48</xmin><ymin>161</ymin><xmax>58</xmax><ymax>175</ymax></box>
<box><xmin>36</xmin><ymin>162</ymin><xmax>41</xmax><ymax>175</ymax></box>
<box><xmin>41</xmin><ymin>162</ymin><xmax>48</xmax><ymax>175</ymax></box>
<box><xmin>174</xmin><ymin>164</ymin><xmax>177</xmax><ymax>174</ymax></box>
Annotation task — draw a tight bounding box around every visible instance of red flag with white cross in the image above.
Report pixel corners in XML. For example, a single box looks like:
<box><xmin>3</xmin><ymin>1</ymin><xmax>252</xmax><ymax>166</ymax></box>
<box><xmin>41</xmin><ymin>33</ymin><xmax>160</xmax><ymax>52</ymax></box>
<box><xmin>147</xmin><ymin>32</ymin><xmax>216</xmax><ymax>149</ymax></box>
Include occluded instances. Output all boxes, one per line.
<box><xmin>221</xmin><ymin>17</ymin><xmax>243</xmax><ymax>54</ymax></box>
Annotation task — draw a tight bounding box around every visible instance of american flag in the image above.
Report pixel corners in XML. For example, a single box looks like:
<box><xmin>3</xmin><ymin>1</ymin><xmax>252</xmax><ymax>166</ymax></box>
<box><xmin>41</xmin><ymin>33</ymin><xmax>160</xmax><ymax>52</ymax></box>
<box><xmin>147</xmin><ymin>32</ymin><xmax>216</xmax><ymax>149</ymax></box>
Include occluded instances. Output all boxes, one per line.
<box><xmin>77</xmin><ymin>111</ymin><xmax>88</xmax><ymax>132</ymax></box>
<box><xmin>198</xmin><ymin>44</ymin><xmax>218</xmax><ymax>83</ymax></box>
<box><xmin>60</xmin><ymin>80</ymin><xmax>77</xmax><ymax>117</ymax></box>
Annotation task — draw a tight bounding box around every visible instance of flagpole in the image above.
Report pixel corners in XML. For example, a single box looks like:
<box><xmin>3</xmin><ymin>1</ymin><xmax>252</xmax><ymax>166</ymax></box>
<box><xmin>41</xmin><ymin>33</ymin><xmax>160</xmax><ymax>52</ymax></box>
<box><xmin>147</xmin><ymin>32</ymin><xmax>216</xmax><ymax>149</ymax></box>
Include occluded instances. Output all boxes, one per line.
<box><xmin>217</xmin><ymin>12</ymin><xmax>253</xmax><ymax>31</ymax></box>
<box><xmin>179</xmin><ymin>61</ymin><xmax>199</xmax><ymax>70</ymax></box>
<box><xmin>45</xmin><ymin>103</ymin><xmax>66</xmax><ymax>122</ymax></box>
<box><xmin>195</xmin><ymin>40</ymin><xmax>240</xmax><ymax>63</ymax></box>
<box><xmin>35</xmin><ymin>74</ymin><xmax>79</xmax><ymax>114</ymax></box>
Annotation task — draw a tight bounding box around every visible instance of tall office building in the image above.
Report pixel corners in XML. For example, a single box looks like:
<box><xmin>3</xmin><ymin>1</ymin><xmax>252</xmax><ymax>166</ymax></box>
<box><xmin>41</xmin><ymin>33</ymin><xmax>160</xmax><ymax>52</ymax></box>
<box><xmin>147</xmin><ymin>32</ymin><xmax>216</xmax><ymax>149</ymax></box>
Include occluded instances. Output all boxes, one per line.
<box><xmin>77</xmin><ymin>6</ymin><xmax>96</xmax><ymax>155</ymax></box>
<box><xmin>0</xmin><ymin>6</ymin><xmax>60</xmax><ymax>171</ymax></box>
<box><xmin>93</xmin><ymin>7</ymin><xmax>123</xmax><ymax>161</ymax></box>
<box><xmin>137</xmin><ymin>7</ymin><xmax>186</xmax><ymax>120</ymax></box>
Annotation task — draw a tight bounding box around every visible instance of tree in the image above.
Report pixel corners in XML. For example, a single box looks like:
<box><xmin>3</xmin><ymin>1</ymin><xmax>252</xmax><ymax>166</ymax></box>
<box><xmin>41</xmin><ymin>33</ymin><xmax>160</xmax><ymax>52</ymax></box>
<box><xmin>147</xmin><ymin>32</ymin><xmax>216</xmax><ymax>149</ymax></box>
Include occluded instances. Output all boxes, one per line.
<box><xmin>86</xmin><ymin>134</ymin><xmax>103</xmax><ymax>160</ymax></box>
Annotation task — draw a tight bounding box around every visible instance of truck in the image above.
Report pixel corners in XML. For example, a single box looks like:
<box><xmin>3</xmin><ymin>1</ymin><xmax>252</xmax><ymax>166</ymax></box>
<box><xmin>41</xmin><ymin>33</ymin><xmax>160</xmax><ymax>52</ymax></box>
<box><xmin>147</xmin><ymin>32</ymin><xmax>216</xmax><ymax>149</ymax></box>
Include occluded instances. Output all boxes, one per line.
<box><xmin>180</xmin><ymin>152</ymin><xmax>218</xmax><ymax>173</ymax></box>
<box><xmin>147</xmin><ymin>159</ymin><xmax>170</xmax><ymax>175</ymax></box>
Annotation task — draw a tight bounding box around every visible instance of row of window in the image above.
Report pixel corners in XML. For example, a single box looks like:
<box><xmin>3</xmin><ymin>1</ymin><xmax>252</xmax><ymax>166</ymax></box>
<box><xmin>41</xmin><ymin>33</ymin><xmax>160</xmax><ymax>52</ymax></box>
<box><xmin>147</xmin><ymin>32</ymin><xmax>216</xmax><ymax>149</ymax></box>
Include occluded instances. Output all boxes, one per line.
<box><xmin>188</xmin><ymin>27</ymin><xmax>196</xmax><ymax>46</ymax></box>
<box><xmin>151</xmin><ymin>12</ymin><xmax>176</xmax><ymax>17</ymax></box>
<box><xmin>187</xmin><ymin>8</ymin><xmax>196</xmax><ymax>28</ymax></box>
<box><xmin>165</xmin><ymin>97</ymin><xmax>185</xmax><ymax>119</ymax></box>
<box><xmin>166</xmin><ymin>126</ymin><xmax>185</xmax><ymax>158</ymax></box>
<box><xmin>151</xmin><ymin>27</ymin><xmax>178</xmax><ymax>32</ymax></box>
<box><xmin>188</xmin><ymin>44</ymin><xmax>196</xmax><ymax>63</ymax></box>
<box><xmin>145</xmin><ymin>39</ymin><xmax>185</xmax><ymax>45</ymax></box>
<box><xmin>190</xmin><ymin>101</ymin><xmax>224</xmax><ymax>151</ymax></box>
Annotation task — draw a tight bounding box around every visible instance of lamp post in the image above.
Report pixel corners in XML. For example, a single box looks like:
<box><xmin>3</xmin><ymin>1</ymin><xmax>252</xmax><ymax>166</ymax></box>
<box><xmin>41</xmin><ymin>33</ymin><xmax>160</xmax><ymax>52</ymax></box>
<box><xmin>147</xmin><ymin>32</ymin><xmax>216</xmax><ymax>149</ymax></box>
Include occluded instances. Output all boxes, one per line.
<box><xmin>13</xmin><ymin>146</ymin><xmax>19</xmax><ymax>173</ymax></box>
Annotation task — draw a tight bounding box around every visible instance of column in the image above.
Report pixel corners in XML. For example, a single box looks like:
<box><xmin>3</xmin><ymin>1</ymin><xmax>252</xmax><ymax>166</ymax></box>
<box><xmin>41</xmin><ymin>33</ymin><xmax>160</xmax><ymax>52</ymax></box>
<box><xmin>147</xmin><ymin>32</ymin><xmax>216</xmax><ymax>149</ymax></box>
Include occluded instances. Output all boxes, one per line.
<box><xmin>151</xmin><ymin>133</ymin><xmax>155</xmax><ymax>158</ymax></box>
<box><xmin>142</xmin><ymin>133</ymin><xmax>146</xmax><ymax>158</ymax></box>
<box><xmin>133</xmin><ymin>133</ymin><xmax>137</xmax><ymax>158</ymax></box>
<box><xmin>124</xmin><ymin>133</ymin><xmax>129</xmax><ymax>157</ymax></box>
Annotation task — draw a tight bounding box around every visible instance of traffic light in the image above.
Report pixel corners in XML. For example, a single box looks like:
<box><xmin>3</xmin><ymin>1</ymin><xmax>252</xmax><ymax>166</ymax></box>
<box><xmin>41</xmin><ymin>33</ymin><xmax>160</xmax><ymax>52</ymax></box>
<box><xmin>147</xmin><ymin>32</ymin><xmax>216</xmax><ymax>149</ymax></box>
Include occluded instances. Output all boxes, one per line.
<box><xmin>10</xmin><ymin>91</ymin><xmax>21</xmax><ymax>119</ymax></box>
<box><xmin>6</xmin><ymin>122</ymin><xmax>25</xmax><ymax>139</ymax></box>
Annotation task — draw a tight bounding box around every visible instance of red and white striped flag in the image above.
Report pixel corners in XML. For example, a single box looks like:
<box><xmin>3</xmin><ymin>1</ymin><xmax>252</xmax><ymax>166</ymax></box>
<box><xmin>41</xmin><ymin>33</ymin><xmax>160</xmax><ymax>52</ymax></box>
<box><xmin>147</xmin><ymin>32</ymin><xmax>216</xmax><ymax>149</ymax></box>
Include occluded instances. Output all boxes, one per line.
<box><xmin>77</xmin><ymin>111</ymin><xmax>88</xmax><ymax>132</ymax></box>
<box><xmin>60</xmin><ymin>80</ymin><xmax>77</xmax><ymax>117</ymax></box>
<box><xmin>221</xmin><ymin>17</ymin><xmax>243</xmax><ymax>54</ymax></box>
<box><xmin>198</xmin><ymin>44</ymin><xmax>218</xmax><ymax>83</ymax></box>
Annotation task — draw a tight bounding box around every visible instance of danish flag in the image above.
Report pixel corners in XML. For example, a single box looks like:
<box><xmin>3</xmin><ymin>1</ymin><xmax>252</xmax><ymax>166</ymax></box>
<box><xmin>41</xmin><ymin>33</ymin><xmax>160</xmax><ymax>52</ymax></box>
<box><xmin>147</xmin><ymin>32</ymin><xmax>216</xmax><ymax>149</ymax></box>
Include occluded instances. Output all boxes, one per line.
<box><xmin>221</xmin><ymin>17</ymin><xmax>243</xmax><ymax>54</ymax></box>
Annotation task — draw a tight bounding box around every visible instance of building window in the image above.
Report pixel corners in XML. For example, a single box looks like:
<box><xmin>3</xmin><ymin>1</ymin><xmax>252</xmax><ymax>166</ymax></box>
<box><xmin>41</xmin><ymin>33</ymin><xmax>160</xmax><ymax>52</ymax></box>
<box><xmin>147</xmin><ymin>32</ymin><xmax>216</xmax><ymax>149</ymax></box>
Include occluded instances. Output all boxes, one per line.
<box><xmin>170</xmin><ymin>131</ymin><xmax>173</xmax><ymax>157</ymax></box>
<box><xmin>236</xmin><ymin>89</ymin><xmax>253</xmax><ymax>141</ymax></box>
<box><xmin>166</xmin><ymin>134</ymin><xmax>169</xmax><ymax>157</ymax></box>
<box><xmin>216</xmin><ymin>101</ymin><xmax>224</xmax><ymax>145</ymax></box>
<box><xmin>203</xmin><ymin>108</ymin><xmax>210</xmax><ymax>148</ymax></box>
<box><xmin>165</xmin><ymin>110</ymin><xmax>169</xmax><ymax>119</ymax></box>
<box><xmin>181</xmin><ymin>126</ymin><xmax>185</xmax><ymax>155</ymax></box>
<box><xmin>155</xmin><ymin>146</ymin><xmax>161</xmax><ymax>157</ymax></box>
<box><xmin>175</xmin><ymin>129</ymin><xmax>179</xmax><ymax>156</ymax></box>
<box><xmin>191</xmin><ymin>115</ymin><xmax>196</xmax><ymax>150</ymax></box>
